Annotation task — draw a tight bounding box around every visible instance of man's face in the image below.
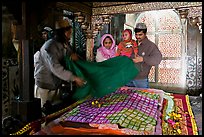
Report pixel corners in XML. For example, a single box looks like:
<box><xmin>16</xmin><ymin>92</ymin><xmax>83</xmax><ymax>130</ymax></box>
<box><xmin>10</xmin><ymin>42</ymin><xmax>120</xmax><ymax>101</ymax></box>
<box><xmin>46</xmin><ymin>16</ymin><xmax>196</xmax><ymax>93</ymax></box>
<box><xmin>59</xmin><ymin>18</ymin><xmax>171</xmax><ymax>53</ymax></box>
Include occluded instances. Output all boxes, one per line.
<box><xmin>135</xmin><ymin>31</ymin><xmax>146</xmax><ymax>43</ymax></box>
<box><xmin>65</xmin><ymin>29</ymin><xmax>72</xmax><ymax>40</ymax></box>
<box><xmin>42</xmin><ymin>31</ymin><xmax>48</xmax><ymax>41</ymax></box>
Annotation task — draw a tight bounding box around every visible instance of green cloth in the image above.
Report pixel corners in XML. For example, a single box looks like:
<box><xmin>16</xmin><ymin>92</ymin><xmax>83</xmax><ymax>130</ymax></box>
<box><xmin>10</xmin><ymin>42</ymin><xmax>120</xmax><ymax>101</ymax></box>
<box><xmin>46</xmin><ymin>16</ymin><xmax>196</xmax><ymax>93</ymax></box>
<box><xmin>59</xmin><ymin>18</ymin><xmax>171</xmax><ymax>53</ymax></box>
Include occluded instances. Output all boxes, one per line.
<box><xmin>65</xmin><ymin>56</ymin><xmax>139</xmax><ymax>100</ymax></box>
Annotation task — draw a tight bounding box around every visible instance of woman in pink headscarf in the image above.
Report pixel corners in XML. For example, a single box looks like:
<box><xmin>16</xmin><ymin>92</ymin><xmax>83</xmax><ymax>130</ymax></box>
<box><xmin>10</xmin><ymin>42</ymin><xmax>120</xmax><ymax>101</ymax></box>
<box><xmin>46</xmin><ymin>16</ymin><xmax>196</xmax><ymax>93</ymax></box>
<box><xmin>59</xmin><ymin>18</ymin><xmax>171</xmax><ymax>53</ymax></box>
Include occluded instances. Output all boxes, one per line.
<box><xmin>96</xmin><ymin>34</ymin><xmax>117</xmax><ymax>62</ymax></box>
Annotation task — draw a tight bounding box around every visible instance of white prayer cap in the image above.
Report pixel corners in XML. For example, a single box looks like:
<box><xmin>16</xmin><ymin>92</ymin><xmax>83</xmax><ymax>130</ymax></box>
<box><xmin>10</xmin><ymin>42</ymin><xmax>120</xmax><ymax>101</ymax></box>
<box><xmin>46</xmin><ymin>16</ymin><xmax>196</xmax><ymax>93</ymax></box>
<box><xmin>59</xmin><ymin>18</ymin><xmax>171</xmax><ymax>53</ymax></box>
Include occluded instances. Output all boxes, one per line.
<box><xmin>135</xmin><ymin>23</ymin><xmax>147</xmax><ymax>29</ymax></box>
<box><xmin>43</xmin><ymin>27</ymin><xmax>52</xmax><ymax>32</ymax></box>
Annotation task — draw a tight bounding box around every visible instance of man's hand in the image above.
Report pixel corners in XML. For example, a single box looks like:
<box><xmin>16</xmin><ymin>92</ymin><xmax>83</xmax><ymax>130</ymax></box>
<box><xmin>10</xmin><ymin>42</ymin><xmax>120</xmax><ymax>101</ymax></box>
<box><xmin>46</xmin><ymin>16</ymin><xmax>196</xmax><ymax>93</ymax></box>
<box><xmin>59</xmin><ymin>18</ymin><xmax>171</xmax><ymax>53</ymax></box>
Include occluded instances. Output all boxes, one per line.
<box><xmin>70</xmin><ymin>53</ymin><xmax>79</xmax><ymax>61</ymax></box>
<box><xmin>133</xmin><ymin>56</ymin><xmax>143</xmax><ymax>63</ymax></box>
<box><xmin>73</xmin><ymin>76</ymin><xmax>87</xmax><ymax>87</ymax></box>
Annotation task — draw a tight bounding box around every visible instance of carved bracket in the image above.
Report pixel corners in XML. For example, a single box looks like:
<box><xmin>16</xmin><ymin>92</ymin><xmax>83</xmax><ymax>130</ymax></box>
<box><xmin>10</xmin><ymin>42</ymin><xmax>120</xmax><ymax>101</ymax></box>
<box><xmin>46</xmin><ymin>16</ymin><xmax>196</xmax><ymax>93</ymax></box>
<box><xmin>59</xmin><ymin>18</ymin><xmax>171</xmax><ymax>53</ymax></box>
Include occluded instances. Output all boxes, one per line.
<box><xmin>176</xmin><ymin>6</ymin><xmax>202</xmax><ymax>33</ymax></box>
<box><xmin>74</xmin><ymin>12</ymin><xmax>113</xmax><ymax>38</ymax></box>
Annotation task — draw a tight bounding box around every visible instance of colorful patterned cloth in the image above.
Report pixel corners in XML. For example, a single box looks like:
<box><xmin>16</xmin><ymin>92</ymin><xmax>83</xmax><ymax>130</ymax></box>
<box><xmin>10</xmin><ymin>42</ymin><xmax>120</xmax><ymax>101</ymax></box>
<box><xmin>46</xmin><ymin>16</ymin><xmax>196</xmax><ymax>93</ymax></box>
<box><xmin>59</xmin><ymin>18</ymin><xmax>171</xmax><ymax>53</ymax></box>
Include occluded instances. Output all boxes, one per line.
<box><xmin>161</xmin><ymin>93</ymin><xmax>198</xmax><ymax>135</ymax></box>
<box><xmin>29</xmin><ymin>88</ymin><xmax>198</xmax><ymax>135</ymax></box>
<box><xmin>60</xmin><ymin>87</ymin><xmax>160</xmax><ymax>132</ymax></box>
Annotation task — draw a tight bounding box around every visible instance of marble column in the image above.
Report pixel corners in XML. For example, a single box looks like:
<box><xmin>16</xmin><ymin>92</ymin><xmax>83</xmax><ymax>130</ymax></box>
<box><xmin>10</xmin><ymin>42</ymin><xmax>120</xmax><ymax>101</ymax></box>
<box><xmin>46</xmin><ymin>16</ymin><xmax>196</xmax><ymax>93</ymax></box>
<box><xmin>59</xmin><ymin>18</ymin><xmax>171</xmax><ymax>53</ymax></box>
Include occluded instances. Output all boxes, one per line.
<box><xmin>177</xmin><ymin>8</ymin><xmax>189</xmax><ymax>90</ymax></box>
<box><xmin>85</xmin><ymin>28</ymin><xmax>99</xmax><ymax>61</ymax></box>
<box><xmin>85</xmin><ymin>30</ymin><xmax>94</xmax><ymax>61</ymax></box>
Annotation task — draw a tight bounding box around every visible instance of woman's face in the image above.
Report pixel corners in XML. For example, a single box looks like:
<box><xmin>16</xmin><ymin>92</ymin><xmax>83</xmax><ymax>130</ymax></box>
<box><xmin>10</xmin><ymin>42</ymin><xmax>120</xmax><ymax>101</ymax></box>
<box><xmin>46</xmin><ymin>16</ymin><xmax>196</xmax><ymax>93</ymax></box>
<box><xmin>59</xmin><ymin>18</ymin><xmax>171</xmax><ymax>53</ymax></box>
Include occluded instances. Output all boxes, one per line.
<box><xmin>122</xmin><ymin>31</ymin><xmax>131</xmax><ymax>41</ymax></box>
<box><xmin>103</xmin><ymin>37</ymin><xmax>113</xmax><ymax>49</ymax></box>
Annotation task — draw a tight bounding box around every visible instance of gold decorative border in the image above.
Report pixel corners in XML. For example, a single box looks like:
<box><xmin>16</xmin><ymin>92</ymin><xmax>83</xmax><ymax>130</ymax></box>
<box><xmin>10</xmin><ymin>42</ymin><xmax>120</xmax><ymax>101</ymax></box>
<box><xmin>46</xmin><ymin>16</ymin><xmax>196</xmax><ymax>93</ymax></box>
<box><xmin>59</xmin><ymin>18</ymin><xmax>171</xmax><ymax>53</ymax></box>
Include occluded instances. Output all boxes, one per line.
<box><xmin>92</xmin><ymin>2</ymin><xmax>202</xmax><ymax>15</ymax></box>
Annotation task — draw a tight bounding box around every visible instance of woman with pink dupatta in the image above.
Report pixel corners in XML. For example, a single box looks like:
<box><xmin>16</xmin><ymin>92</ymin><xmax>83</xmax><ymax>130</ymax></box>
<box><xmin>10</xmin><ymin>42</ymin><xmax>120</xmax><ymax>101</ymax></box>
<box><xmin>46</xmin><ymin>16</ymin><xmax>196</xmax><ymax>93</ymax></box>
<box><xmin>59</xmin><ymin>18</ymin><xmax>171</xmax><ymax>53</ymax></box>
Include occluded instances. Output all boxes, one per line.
<box><xmin>96</xmin><ymin>34</ymin><xmax>117</xmax><ymax>62</ymax></box>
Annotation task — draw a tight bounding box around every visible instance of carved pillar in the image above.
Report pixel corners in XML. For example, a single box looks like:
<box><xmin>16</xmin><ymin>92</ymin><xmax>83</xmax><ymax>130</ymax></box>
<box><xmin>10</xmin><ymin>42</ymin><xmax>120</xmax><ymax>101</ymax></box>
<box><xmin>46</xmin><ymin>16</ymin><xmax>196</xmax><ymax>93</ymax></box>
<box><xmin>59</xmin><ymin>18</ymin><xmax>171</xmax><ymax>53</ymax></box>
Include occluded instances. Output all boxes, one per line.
<box><xmin>177</xmin><ymin>8</ymin><xmax>189</xmax><ymax>52</ymax></box>
<box><xmin>186</xmin><ymin>6</ymin><xmax>202</xmax><ymax>93</ymax></box>
<box><xmin>11</xmin><ymin>2</ymin><xmax>42</xmax><ymax>123</ymax></box>
<box><xmin>177</xmin><ymin>8</ymin><xmax>189</xmax><ymax>89</ymax></box>
<box><xmin>177</xmin><ymin>6</ymin><xmax>202</xmax><ymax>94</ymax></box>
<box><xmin>84</xmin><ymin>30</ymin><xmax>94</xmax><ymax>61</ymax></box>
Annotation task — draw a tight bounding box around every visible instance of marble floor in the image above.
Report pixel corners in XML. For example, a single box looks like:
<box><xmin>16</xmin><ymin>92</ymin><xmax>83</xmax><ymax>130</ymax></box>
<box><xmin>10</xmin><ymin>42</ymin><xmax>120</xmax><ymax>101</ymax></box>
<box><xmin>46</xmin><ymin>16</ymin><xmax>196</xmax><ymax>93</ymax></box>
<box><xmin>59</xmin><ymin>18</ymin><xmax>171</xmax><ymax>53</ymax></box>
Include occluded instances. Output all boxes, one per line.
<box><xmin>189</xmin><ymin>94</ymin><xmax>202</xmax><ymax>135</ymax></box>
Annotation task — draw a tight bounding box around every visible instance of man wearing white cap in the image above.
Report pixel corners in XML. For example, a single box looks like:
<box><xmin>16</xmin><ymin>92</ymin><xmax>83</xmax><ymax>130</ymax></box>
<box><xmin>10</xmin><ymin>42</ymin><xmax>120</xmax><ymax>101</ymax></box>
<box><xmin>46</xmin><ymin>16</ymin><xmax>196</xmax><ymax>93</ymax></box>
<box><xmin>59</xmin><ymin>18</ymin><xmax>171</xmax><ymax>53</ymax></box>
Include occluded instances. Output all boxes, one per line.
<box><xmin>34</xmin><ymin>26</ymin><xmax>54</xmax><ymax>68</ymax></box>
<box><xmin>126</xmin><ymin>22</ymin><xmax>162</xmax><ymax>88</ymax></box>
<box><xmin>34</xmin><ymin>19</ymin><xmax>85</xmax><ymax>110</ymax></box>
<box><xmin>41</xmin><ymin>26</ymin><xmax>54</xmax><ymax>41</ymax></box>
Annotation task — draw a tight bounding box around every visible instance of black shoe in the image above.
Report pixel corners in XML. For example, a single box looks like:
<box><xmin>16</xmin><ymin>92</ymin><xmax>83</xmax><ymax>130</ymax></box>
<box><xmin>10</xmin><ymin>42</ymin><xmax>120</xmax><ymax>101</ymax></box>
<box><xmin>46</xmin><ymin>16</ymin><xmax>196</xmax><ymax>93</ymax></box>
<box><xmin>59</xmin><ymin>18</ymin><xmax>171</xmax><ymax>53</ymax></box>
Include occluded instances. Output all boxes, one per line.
<box><xmin>41</xmin><ymin>101</ymin><xmax>53</xmax><ymax>115</ymax></box>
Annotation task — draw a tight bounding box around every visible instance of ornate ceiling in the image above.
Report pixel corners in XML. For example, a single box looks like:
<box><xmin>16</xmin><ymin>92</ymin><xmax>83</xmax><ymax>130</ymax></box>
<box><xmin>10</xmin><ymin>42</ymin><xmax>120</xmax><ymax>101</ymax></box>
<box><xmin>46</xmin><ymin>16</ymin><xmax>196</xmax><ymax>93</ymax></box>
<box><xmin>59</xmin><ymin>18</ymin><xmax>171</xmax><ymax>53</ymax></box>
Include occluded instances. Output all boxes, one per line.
<box><xmin>75</xmin><ymin>2</ymin><xmax>140</xmax><ymax>8</ymax></box>
<box><xmin>92</xmin><ymin>2</ymin><xmax>202</xmax><ymax>15</ymax></box>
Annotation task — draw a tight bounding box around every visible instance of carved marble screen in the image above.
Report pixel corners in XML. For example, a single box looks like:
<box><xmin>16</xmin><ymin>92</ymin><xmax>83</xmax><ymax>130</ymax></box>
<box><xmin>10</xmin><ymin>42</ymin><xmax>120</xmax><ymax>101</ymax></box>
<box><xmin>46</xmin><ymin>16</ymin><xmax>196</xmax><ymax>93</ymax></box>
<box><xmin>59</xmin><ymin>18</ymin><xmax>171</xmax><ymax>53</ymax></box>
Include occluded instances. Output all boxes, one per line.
<box><xmin>126</xmin><ymin>9</ymin><xmax>184</xmax><ymax>87</ymax></box>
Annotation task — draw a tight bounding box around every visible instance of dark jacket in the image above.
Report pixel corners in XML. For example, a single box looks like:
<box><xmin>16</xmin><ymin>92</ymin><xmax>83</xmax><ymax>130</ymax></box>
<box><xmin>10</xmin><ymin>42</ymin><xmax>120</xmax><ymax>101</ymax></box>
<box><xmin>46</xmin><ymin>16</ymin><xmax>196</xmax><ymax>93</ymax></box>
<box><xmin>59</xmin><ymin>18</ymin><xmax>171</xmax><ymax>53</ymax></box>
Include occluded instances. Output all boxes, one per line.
<box><xmin>134</xmin><ymin>37</ymin><xmax>162</xmax><ymax>79</ymax></box>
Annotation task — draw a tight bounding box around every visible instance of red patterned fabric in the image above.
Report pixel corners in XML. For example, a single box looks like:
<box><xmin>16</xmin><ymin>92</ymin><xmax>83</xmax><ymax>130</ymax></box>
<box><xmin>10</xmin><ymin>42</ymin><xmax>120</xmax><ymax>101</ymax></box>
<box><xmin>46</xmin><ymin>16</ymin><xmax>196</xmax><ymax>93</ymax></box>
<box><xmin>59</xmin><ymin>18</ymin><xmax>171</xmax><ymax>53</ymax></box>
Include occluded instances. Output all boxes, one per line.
<box><xmin>161</xmin><ymin>94</ymin><xmax>198</xmax><ymax>135</ymax></box>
